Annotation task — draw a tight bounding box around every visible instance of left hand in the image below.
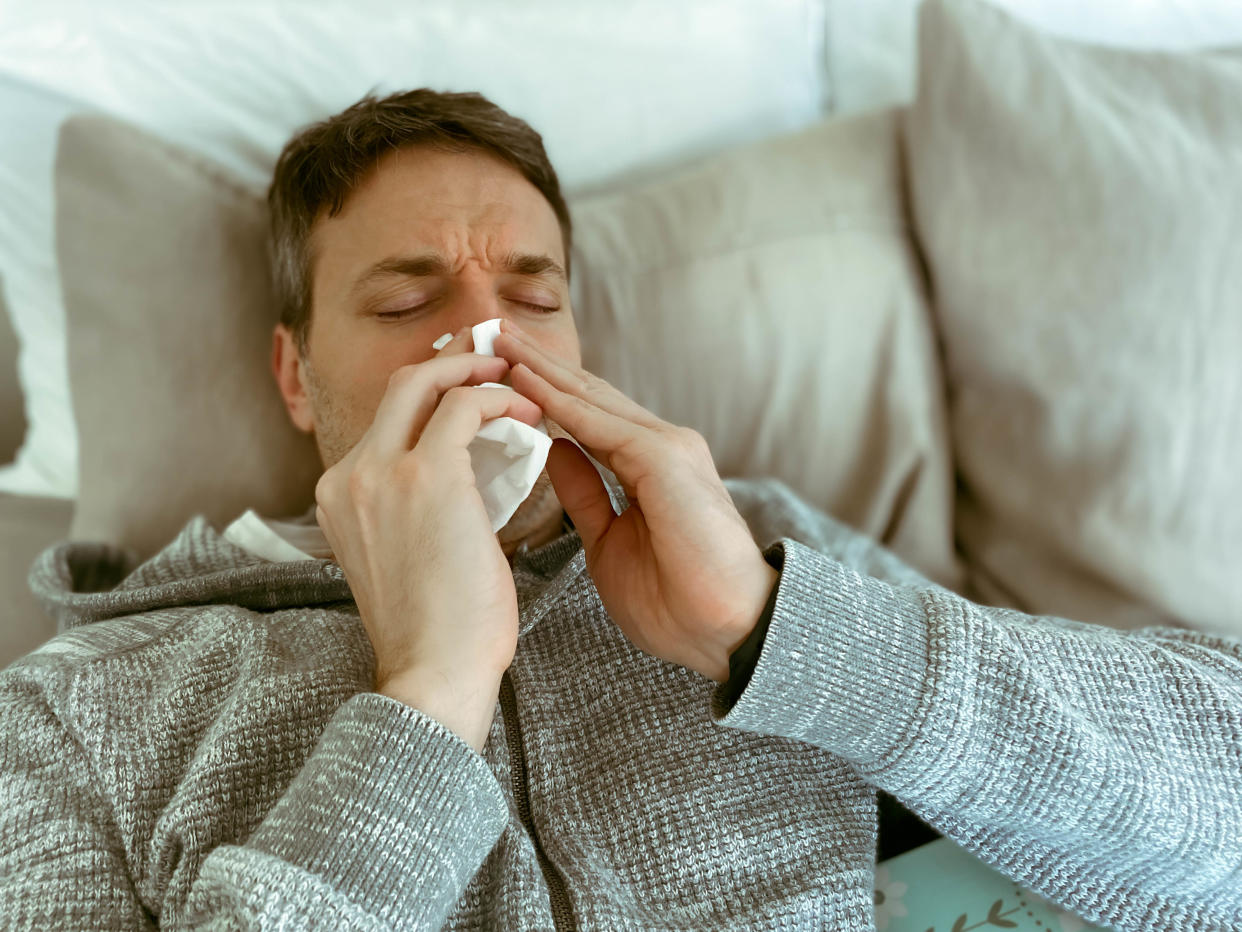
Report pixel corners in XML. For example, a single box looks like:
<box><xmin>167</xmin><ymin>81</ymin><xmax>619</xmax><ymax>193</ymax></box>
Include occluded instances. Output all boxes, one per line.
<box><xmin>493</xmin><ymin>322</ymin><xmax>779</xmax><ymax>683</ymax></box>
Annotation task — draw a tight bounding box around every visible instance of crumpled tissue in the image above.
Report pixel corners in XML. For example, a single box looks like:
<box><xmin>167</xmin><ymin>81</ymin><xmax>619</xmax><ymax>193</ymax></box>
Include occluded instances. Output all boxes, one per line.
<box><xmin>431</xmin><ymin>319</ymin><xmax>552</xmax><ymax>532</ymax></box>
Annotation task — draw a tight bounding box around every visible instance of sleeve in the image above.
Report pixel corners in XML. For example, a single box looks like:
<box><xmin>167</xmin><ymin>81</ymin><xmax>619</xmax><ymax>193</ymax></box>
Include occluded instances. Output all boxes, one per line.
<box><xmin>718</xmin><ymin>548</ymin><xmax>782</xmax><ymax>708</ymax></box>
<box><xmin>0</xmin><ymin>678</ymin><xmax>157</xmax><ymax>929</ymax></box>
<box><xmin>712</xmin><ymin>535</ymin><xmax>1242</xmax><ymax>932</ymax></box>
<box><xmin>0</xmin><ymin>677</ymin><xmax>508</xmax><ymax>931</ymax></box>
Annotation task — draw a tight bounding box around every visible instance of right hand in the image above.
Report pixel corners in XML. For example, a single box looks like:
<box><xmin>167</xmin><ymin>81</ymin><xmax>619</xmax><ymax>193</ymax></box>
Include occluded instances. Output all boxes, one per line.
<box><xmin>313</xmin><ymin>328</ymin><xmax>544</xmax><ymax>750</ymax></box>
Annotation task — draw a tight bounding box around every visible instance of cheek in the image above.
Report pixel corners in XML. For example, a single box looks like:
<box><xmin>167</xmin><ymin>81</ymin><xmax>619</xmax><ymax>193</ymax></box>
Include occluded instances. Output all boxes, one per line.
<box><xmin>372</xmin><ymin>326</ymin><xmax>443</xmax><ymax>369</ymax></box>
<box><xmin>547</xmin><ymin>314</ymin><xmax>582</xmax><ymax>367</ymax></box>
<box><xmin>532</xmin><ymin>335</ymin><xmax>581</xmax><ymax>370</ymax></box>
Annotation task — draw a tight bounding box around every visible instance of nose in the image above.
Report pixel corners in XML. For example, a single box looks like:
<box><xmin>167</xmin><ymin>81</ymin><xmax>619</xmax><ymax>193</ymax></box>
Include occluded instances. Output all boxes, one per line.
<box><xmin>438</xmin><ymin>277</ymin><xmax>508</xmax><ymax>340</ymax></box>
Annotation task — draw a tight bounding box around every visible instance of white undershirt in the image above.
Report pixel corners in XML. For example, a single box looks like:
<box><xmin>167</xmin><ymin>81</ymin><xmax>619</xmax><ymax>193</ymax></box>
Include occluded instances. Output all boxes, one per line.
<box><xmin>222</xmin><ymin>506</ymin><xmax>334</xmax><ymax>563</ymax></box>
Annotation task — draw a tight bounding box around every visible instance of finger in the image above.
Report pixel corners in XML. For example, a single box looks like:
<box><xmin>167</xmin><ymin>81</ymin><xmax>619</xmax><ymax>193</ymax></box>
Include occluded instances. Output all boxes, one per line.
<box><xmin>492</xmin><ymin>327</ymin><xmax>665</xmax><ymax>429</ymax></box>
<box><xmin>433</xmin><ymin>326</ymin><xmax>474</xmax><ymax>357</ymax></box>
<box><xmin>508</xmin><ymin>362</ymin><xmax>651</xmax><ymax>477</ymax></box>
<box><xmin>368</xmin><ymin>354</ymin><xmax>511</xmax><ymax>456</ymax></box>
<box><xmin>545</xmin><ymin>438</ymin><xmax>616</xmax><ymax>553</ymax></box>
<box><xmin>417</xmin><ymin>384</ymin><xmax>545</xmax><ymax>457</ymax></box>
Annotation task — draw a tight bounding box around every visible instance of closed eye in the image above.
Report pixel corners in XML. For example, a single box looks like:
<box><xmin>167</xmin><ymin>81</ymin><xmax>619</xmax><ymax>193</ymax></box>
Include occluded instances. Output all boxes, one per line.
<box><xmin>375</xmin><ymin>298</ymin><xmax>560</xmax><ymax>323</ymax></box>
<box><xmin>375</xmin><ymin>307</ymin><xmax>423</xmax><ymax>321</ymax></box>
<box><xmin>510</xmin><ymin>299</ymin><xmax>561</xmax><ymax>313</ymax></box>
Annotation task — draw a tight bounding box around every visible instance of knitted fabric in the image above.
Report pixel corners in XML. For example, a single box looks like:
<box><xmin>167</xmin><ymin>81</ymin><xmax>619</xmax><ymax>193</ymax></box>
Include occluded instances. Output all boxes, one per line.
<box><xmin>2</xmin><ymin>478</ymin><xmax>1239</xmax><ymax>930</ymax></box>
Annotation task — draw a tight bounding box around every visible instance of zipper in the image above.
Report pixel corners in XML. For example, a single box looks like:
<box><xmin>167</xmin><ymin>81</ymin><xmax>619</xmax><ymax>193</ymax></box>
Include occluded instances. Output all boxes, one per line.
<box><xmin>499</xmin><ymin>670</ymin><xmax>577</xmax><ymax>931</ymax></box>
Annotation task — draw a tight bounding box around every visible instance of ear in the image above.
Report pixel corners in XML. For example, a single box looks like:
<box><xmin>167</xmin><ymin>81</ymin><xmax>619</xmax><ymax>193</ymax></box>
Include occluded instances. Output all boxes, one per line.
<box><xmin>272</xmin><ymin>323</ymin><xmax>316</xmax><ymax>434</ymax></box>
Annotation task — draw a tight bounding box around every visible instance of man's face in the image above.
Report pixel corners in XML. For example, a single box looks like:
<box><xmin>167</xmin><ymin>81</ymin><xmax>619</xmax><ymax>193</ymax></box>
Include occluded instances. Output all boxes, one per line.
<box><xmin>273</xmin><ymin>144</ymin><xmax>581</xmax><ymax>542</ymax></box>
<box><xmin>274</xmin><ymin>143</ymin><xmax>580</xmax><ymax>458</ymax></box>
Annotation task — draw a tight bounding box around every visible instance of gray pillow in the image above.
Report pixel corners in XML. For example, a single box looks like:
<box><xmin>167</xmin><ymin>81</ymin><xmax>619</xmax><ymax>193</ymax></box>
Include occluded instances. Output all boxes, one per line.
<box><xmin>55</xmin><ymin>107</ymin><xmax>961</xmax><ymax>587</ymax></box>
<box><xmin>571</xmin><ymin>107</ymin><xmax>960</xmax><ymax>586</ymax></box>
<box><xmin>55</xmin><ymin>116</ymin><xmax>322</xmax><ymax>561</ymax></box>
<box><xmin>905</xmin><ymin>0</ymin><xmax>1242</xmax><ymax>634</ymax></box>
<box><xmin>0</xmin><ymin>493</ymin><xmax>72</xmax><ymax>668</ymax></box>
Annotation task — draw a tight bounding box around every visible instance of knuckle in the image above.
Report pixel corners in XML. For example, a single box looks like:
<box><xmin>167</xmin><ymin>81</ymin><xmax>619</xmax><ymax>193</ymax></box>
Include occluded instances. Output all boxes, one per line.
<box><xmin>581</xmin><ymin>370</ymin><xmax>612</xmax><ymax>397</ymax></box>
<box><xmin>389</xmin><ymin>454</ymin><xmax>425</xmax><ymax>488</ymax></box>
<box><xmin>675</xmin><ymin>426</ymin><xmax>710</xmax><ymax>455</ymax></box>
<box><xmin>582</xmin><ymin>381</ymin><xmax>606</xmax><ymax>404</ymax></box>
<box><xmin>387</xmin><ymin>364</ymin><xmax>423</xmax><ymax>391</ymax></box>
<box><xmin>441</xmin><ymin>385</ymin><xmax>477</xmax><ymax>409</ymax></box>
<box><xmin>314</xmin><ymin>468</ymin><xmax>340</xmax><ymax>505</ymax></box>
<box><xmin>345</xmin><ymin>466</ymin><xmax>381</xmax><ymax>501</ymax></box>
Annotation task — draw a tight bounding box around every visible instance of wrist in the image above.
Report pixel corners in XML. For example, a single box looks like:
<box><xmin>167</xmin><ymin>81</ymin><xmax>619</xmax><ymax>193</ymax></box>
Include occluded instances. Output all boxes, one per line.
<box><xmin>377</xmin><ymin>666</ymin><xmax>503</xmax><ymax>752</ymax></box>
<box><xmin>710</xmin><ymin>561</ymin><xmax>775</xmax><ymax>685</ymax></box>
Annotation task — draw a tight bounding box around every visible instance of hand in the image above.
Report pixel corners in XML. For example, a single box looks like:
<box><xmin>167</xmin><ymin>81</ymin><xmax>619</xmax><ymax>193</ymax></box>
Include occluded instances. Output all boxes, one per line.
<box><xmin>313</xmin><ymin>329</ymin><xmax>544</xmax><ymax>749</ymax></box>
<box><xmin>493</xmin><ymin>322</ymin><xmax>779</xmax><ymax>683</ymax></box>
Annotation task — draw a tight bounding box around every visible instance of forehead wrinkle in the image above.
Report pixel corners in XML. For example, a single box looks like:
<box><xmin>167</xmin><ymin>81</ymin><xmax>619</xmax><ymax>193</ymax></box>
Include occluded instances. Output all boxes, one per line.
<box><xmin>349</xmin><ymin>244</ymin><xmax>566</xmax><ymax>298</ymax></box>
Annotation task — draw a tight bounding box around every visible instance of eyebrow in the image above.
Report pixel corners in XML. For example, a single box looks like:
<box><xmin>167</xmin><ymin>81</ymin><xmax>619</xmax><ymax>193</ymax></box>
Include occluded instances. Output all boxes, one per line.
<box><xmin>350</xmin><ymin>250</ymin><xmax>567</xmax><ymax>295</ymax></box>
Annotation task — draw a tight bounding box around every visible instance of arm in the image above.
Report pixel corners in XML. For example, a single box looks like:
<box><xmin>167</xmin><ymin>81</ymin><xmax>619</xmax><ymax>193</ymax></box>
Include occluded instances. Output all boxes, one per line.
<box><xmin>491</xmin><ymin>329</ymin><xmax>1242</xmax><ymax>928</ymax></box>
<box><xmin>185</xmin><ymin>693</ymin><xmax>505</xmax><ymax>928</ymax></box>
<box><xmin>0</xmin><ymin>671</ymin><xmax>506</xmax><ymax>929</ymax></box>
<box><xmin>2</xmin><ymin>337</ymin><xmax>534</xmax><ymax>927</ymax></box>
<box><xmin>714</xmin><ymin>512</ymin><xmax>1242</xmax><ymax>932</ymax></box>
<box><xmin>0</xmin><ymin>677</ymin><xmax>156</xmax><ymax>929</ymax></box>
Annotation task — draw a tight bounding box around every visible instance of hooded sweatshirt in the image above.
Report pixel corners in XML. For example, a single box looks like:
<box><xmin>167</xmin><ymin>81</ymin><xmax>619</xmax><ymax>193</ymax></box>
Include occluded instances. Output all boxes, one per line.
<box><xmin>2</xmin><ymin>477</ymin><xmax>1240</xmax><ymax>931</ymax></box>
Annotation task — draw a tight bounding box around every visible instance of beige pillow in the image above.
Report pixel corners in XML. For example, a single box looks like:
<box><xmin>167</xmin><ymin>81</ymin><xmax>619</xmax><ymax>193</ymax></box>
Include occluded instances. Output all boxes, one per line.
<box><xmin>56</xmin><ymin>116</ymin><xmax>322</xmax><ymax>560</ymax></box>
<box><xmin>572</xmin><ymin>107</ymin><xmax>959</xmax><ymax>586</ymax></box>
<box><xmin>0</xmin><ymin>493</ymin><xmax>73</xmax><ymax>668</ymax></box>
<box><xmin>905</xmin><ymin>0</ymin><xmax>1242</xmax><ymax>633</ymax></box>
<box><xmin>56</xmin><ymin>108</ymin><xmax>960</xmax><ymax>586</ymax></box>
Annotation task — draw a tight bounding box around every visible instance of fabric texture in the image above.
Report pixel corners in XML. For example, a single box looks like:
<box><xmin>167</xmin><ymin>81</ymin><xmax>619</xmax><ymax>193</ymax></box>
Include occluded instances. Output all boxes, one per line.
<box><xmin>3</xmin><ymin>477</ymin><xmax>1240</xmax><ymax>930</ymax></box>
<box><xmin>571</xmin><ymin>106</ymin><xmax>959</xmax><ymax>588</ymax></box>
<box><xmin>0</xmin><ymin>492</ymin><xmax>72</xmax><ymax>670</ymax></box>
<box><xmin>54</xmin><ymin>115</ymin><xmax>324</xmax><ymax>561</ymax></box>
<box><xmin>721</xmin><ymin>546</ymin><xmax>784</xmax><ymax>709</ymax></box>
<box><xmin>904</xmin><ymin>0</ymin><xmax>1242</xmax><ymax>635</ymax></box>
<box><xmin>53</xmin><ymin>103</ymin><xmax>960</xmax><ymax>589</ymax></box>
<box><xmin>0</xmin><ymin>1</ymin><xmax>829</xmax><ymax>501</ymax></box>
<box><xmin>223</xmin><ymin>495</ymin><xmax>943</xmax><ymax>864</ymax></box>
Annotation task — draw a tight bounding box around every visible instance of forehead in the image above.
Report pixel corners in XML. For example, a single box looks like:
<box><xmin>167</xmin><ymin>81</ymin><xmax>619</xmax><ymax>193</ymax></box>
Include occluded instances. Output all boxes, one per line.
<box><xmin>309</xmin><ymin>145</ymin><xmax>564</xmax><ymax>296</ymax></box>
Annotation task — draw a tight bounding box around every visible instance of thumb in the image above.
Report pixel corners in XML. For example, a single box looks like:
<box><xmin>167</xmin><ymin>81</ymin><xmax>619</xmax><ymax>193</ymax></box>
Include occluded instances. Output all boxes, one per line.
<box><xmin>546</xmin><ymin>437</ymin><xmax>615</xmax><ymax>551</ymax></box>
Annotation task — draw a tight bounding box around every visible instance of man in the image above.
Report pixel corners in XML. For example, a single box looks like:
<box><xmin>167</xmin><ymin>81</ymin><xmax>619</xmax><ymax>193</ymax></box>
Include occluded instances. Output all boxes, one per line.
<box><xmin>2</xmin><ymin>89</ymin><xmax>1239</xmax><ymax>931</ymax></box>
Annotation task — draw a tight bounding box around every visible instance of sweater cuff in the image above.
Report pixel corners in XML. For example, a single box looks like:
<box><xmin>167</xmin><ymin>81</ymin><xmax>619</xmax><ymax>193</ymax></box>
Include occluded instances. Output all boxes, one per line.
<box><xmin>717</xmin><ymin>546</ymin><xmax>784</xmax><ymax>709</ymax></box>
<box><xmin>712</xmin><ymin>538</ymin><xmax>931</xmax><ymax>767</ymax></box>
<box><xmin>245</xmin><ymin>691</ymin><xmax>507</xmax><ymax>924</ymax></box>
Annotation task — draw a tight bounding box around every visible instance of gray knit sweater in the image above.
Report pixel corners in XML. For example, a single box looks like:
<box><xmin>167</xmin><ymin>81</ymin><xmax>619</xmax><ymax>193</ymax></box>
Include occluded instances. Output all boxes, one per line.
<box><xmin>2</xmin><ymin>478</ymin><xmax>1239</xmax><ymax>930</ymax></box>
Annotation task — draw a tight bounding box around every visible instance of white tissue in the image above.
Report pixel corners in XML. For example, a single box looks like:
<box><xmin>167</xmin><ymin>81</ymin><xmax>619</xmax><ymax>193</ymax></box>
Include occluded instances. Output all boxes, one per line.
<box><xmin>432</xmin><ymin>319</ymin><xmax>552</xmax><ymax>532</ymax></box>
<box><xmin>471</xmin><ymin>318</ymin><xmax>502</xmax><ymax>355</ymax></box>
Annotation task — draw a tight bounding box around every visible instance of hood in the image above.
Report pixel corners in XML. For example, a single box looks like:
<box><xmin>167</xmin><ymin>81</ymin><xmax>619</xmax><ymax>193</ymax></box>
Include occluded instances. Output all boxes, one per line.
<box><xmin>29</xmin><ymin>516</ymin><xmax>355</xmax><ymax>633</ymax></box>
<box><xmin>30</xmin><ymin>466</ymin><xmax>628</xmax><ymax>635</ymax></box>
<box><xmin>29</xmin><ymin>511</ymin><xmax>597</xmax><ymax>637</ymax></box>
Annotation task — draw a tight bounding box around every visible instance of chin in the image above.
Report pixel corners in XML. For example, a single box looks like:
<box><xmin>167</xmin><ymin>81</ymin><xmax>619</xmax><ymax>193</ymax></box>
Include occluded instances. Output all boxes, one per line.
<box><xmin>497</xmin><ymin>471</ymin><xmax>562</xmax><ymax>549</ymax></box>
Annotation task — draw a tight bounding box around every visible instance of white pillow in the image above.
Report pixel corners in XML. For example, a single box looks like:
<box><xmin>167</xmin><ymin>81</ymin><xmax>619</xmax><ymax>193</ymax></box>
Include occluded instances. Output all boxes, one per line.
<box><xmin>0</xmin><ymin>0</ymin><xmax>831</xmax><ymax>499</ymax></box>
<box><xmin>0</xmin><ymin>74</ymin><xmax>85</xmax><ymax>496</ymax></box>
<box><xmin>826</xmin><ymin>0</ymin><xmax>1242</xmax><ymax>114</ymax></box>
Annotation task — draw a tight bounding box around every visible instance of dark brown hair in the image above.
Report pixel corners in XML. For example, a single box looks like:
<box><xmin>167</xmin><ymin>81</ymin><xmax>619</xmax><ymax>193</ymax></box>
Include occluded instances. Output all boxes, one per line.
<box><xmin>267</xmin><ymin>88</ymin><xmax>572</xmax><ymax>356</ymax></box>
